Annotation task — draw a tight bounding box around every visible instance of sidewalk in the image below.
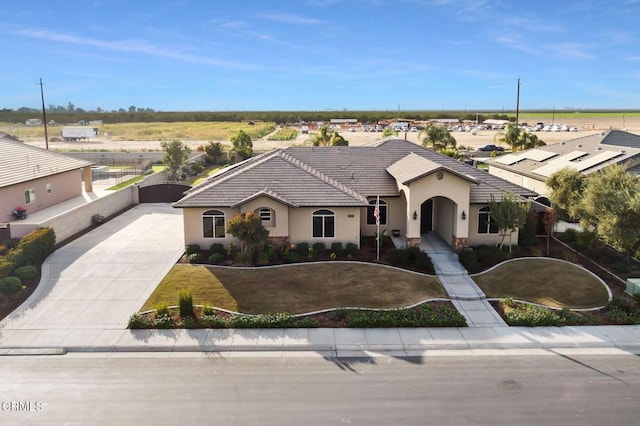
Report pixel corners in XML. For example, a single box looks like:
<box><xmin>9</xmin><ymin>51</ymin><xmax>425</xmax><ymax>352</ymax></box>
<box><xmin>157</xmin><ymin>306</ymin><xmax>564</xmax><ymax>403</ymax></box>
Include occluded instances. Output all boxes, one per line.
<box><xmin>2</xmin><ymin>325</ymin><xmax>640</xmax><ymax>356</ymax></box>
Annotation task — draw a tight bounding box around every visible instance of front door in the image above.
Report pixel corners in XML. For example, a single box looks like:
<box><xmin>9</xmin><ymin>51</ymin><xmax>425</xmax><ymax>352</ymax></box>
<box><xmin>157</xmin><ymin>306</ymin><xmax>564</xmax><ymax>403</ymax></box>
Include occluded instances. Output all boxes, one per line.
<box><xmin>420</xmin><ymin>199</ymin><xmax>433</xmax><ymax>233</ymax></box>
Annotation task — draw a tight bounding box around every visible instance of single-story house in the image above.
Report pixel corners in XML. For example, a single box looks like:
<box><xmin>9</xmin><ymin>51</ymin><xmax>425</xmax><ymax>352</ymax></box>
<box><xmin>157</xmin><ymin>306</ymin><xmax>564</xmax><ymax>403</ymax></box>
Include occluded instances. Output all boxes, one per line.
<box><xmin>483</xmin><ymin>130</ymin><xmax>640</xmax><ymax>197</ymax></box>
<box><xmin>173</xmin><ymin>138</ymin><xmax>537</xmax><ymax>251</ymax></box>
<box><xmin>0</xmin><ymin>133</ymin><xmax>94</xmax><ymax>235</ymax></box>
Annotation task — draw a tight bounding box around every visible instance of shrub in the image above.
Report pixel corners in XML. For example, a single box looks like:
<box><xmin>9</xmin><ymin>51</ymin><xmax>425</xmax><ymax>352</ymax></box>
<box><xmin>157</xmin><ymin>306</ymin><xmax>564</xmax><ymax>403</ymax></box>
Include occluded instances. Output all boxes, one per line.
<box><xmin>282</xmin><ymin>252</ymin><xmax>300</xmax><ymax>263</ymax></box>
<box><xmin>178</xmin><ymin>289</ymin><xmax>195</xmax><ymax>319</ymax></box>
<box><xmin>13</xmin><ymin>265</ymin><xmax>38</xmax><ymax>280</ymax></box>
<box><xmin>341</xmin><ymin>305</ymin><xmax>466</xmax><ymax>328</ymax></box>
<box><xmin>188</xmin><ymin>253</ymin><xmax>202</xmax><ymax>264</ymax></box>
<box><xmin>154</xmin><ymin>302</ymin><xmax>170</xmax><ymax>317</ymax></box>
<box><xmin>202</xmin><ymin>305</ymin><xmax>216</xmax><ymax>315</ymax></box>
<box><xmin>557</xmin><ymin>229</ymin><xmax>578</xmax><ymax>244</ymax></box>
<box><xmin>0</xmin><ymin>276</ymin><xmax>22</xmax><ymax>294</ymax></box>
<box><xmin>503</xmin><ymin>303</ymin><xmax>557</xmax><ymax>326</ymax></box>
<box><xmin>330</xmin><ymin>242</ymin><xmax>344</xmax><ymax>257</ymax></box>
<box><xmin>386</xmin><ymin>248</ymin><xmax>408</xmax><ymax>266</ymax></box>
<box><xmin>0</xmin><ymin>257</ymin><xmax>13</xmax><ymax>279</ymax></box>
<box><xmin>227</xmin><ymin>243</ymin><xmax>239</xmax><ymax>258</ymax></box>
<box><xmin>208</xmin><ymin>253</ymin><xmax>224</xmax><ymax>264</ymax></box>
<box><xmin>312</xmin><ymin>242</ymin><xmax>326</xmax><ymax>256</ymax></box>
<box><xmin>16</xmin><ymin>227</ymin><xmax>55</xmax><ymax>266</ymax></box>
<box><xmin>228</xmin><ymin>313</ymin><xmax>317</xmax><ymax>328</ymax></box>
<box><xmin>209</xmin><ymin>243</ymin><xmax>225</xmax><ymax>254</ymax></box>
<box><xmin>474</xmin><ymin>245</ymin><xmax>509</xmax><ymax>265</ymax></box>
<box><xmin>153</xmin><ymin>313</ymin><xmax>173</xmax><ymax>329</ymax></box>
<box><xmin>609</xmin><ymin>296</ymin><xmax>636</xmax><ymax>314</ymax></box>
<box><xmin>345</xmin><ymin>243</ymin><xmax>358</xmax><ymax>256</ymax></box>
<box><xmin>575</xmin><ymin>230</ymin><xmax>598</xmax><ymax>251</ymax></box>
<box><xmin>296</xmin><ymin>242</ymin><xmax>309</xmax><ymax>256</ymax></box>
<box><xmin>199</xmin><ymin>314</ymin><xmax>226</xmax><ymax>328</ymax></box>
<box><xmin>182</xmin><ymin>316</ymin><xmax>199</xmax><ymax>329</ymax></box>
<box><xmin>185</xmin><ymin>244</ymin><xmax>200</xmax><ymax>255</ymax></box>
<box><xmin>128</xmin><ymin>312</ymin><xmax>150</xmax><ymax>329</ymax></box>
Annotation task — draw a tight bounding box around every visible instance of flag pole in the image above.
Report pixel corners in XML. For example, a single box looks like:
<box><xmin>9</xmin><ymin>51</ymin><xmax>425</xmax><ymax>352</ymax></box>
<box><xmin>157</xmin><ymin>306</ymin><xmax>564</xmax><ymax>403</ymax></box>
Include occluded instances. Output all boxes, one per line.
<box><xmin>375</xmin><ymin>195</ymin><xmax>380</xmax><ymax>262</ymax></box>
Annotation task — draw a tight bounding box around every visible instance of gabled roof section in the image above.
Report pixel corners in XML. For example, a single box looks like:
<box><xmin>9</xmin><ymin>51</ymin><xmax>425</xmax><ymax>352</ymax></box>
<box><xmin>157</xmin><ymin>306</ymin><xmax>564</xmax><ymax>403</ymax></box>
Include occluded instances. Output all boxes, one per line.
<box><xmin>387</xmin><ymin>152</ymin><xmax>479</xmax><ymax>185</ymax></box>
<box><xmin>174</xmin><ymin>150</ymin><xmax>369</xmax><ymax>208</ymax></box>
<box><xmin>0</xmin><ymin>136</ymin><xmax>94</xmax><ymax>188</ymax></box>
<box><xmin>230</xmin><ymin>188</ymin><xmax>298</xmax><ymax>208</ymax></box>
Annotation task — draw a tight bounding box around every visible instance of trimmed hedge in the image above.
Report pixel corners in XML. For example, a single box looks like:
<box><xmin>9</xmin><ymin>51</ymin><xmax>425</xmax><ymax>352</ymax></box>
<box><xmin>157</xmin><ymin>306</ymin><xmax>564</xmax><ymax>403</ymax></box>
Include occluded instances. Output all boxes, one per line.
<box><xmin>13</xmin><ymin>265</ymin><xmax>38</xmax><ymax>280</ymax></box>
<box><xmin>0</xmin><ymin>228</ymin><xmax>55</xmax><ymax>279</ymax></box>
<box><xmin>0</xmin><ymin>276</ymin><xmax>22</xmax><ymax>294</ymax></box>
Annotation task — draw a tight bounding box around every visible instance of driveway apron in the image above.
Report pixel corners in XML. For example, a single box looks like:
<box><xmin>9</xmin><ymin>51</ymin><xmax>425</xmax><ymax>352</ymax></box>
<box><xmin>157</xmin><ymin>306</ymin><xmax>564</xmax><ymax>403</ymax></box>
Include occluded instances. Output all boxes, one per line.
<box><xmin>0</xmin><ymin>204</ymin><xmax>184</xmax><ymax>332</ymax></box>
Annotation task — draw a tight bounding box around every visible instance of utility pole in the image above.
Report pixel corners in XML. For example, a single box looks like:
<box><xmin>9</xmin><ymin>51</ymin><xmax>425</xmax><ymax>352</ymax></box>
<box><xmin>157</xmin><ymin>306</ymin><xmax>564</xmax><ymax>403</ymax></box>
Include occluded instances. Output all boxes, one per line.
<box><xmin>515</xmin><ymin>78</ymin><xmax>520</xmax><ymax>127</ymax></box>
<box><xmin>38</xmin><ymin>78</ymin><xmax>49</xmax><ymax>149</ymax></box>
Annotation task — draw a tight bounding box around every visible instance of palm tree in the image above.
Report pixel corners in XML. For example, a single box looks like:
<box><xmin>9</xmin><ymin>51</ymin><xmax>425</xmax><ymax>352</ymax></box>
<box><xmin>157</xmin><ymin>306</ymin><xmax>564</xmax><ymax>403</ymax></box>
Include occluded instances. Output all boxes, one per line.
<box><xmin>494</xmin><ymin>124</ymin><xmax>544</xmax><ymax>151</ymax></box>
<box><xmin>419</xmin><ymin>124</ymin><xmax>457</xmax><ymax>152</ymax></box>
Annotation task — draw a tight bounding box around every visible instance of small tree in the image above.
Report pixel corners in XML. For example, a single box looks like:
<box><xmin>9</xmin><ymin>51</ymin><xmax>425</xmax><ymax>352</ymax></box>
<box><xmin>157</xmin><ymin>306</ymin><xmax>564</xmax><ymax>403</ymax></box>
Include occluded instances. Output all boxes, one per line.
<box><xmin>161</xmin><ymin>139</ymin><xmax>191</xmax><ymax>181</ymax></box>
<box><xmin>204</xmin><ymin>141</ymin><xmax>224</xmax><ymax>164</ymax></box>
<box><xmin>330</xmin><ymin>132</ymin><xmax>349</xmax><ymax>146</ymax></box>
<box><xmin>226</xmin><ymin>212</ymin><xmax>269</xmax><ymax>263</ymax></box>
<box><xmin>546</xmin><ymin>167</ymin><xmax>586</xmax><ymax>220</ymax></box>
<box><xmin>488</xmin><ymin>191</ymin><xmax>531</xmax><ymax>253</ymax></box>
<box><xmin>229</xmin><ymin>130</ymin><xmax>253</xmax><ymax>161</ymax></box>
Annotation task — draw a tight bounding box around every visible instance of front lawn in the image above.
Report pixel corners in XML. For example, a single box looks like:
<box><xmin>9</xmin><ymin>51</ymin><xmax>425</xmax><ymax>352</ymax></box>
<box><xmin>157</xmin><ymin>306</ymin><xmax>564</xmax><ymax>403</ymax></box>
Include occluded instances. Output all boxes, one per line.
<box><xmin>472</xmin><ymin>258</ymin><xmax>610</xmax><ymax>309</ymax></box>
<box><xmin>141</xmin><ymin>263</ymin><xmax>445</xmax><ymax>315</ymax></box>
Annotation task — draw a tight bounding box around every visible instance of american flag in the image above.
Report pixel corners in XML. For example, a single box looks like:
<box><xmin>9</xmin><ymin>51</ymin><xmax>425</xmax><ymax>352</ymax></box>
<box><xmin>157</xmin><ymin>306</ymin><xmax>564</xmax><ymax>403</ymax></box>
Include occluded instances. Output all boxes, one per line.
<box><xmin>374</xmin><ymin>196</ymin><xmax>380</xmax><ymax>226</ymax></box>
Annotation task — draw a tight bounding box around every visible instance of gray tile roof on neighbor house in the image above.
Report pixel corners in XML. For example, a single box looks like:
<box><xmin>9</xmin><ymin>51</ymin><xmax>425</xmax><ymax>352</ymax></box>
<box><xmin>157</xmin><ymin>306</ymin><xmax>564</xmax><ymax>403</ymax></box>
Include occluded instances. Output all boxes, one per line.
<box><xmin>483</xmin><ymin>130</ymin><xmax>640</xmax><ymax>181</ymax></box>
<box><xmin>174</xmin><ymin>138</ymin><xmax>537</xmax><ymax>208</ymax></box>
<box><xmin>0</xmin><ymin>134</ymin><xmax>94</xmax><ymax>188</ymax></box>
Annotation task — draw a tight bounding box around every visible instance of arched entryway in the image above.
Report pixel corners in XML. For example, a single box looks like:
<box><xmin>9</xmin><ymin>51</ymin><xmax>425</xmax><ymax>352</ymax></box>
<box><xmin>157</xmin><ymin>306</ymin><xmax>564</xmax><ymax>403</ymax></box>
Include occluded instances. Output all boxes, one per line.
<box><xmin>419</xmin><ymin>196</ymin><xmax>457</xmax><ymax>246</ymax></box>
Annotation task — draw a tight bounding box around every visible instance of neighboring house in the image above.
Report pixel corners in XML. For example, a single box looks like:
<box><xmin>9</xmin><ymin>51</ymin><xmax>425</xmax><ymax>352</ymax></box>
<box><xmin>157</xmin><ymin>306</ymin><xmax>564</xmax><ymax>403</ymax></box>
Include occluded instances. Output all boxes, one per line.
<box><xmin>483</xmin><ymin>130</ymin><xmax>640</xmax><ymax>198</ymax></box>
<box><xmin>0</xmin><ymin>133</ymin><xmax>94</xmax><ymax>232</ymax></box>
<box><xmin>174</xmin><ymin>139</ymin><xmax>537</xmax><ymax>251</ymax></box>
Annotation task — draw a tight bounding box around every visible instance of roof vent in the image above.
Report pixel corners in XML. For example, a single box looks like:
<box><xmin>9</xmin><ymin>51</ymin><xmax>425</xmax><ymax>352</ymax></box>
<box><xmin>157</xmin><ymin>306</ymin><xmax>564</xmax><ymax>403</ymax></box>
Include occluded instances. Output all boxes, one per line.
<box><xmin>621</xmin><ymin>150</ymin><xmax>626</xmax><ymax>154</ymax></box>
<box><xmin>596</xmin><ymin>147</ymin><xmax>602</xmax><ymax>150</ymax></box>
<box><xmin>577</xmin><ymin>144</ymin><xmax>582</xmax><ymax>147</ymax></box>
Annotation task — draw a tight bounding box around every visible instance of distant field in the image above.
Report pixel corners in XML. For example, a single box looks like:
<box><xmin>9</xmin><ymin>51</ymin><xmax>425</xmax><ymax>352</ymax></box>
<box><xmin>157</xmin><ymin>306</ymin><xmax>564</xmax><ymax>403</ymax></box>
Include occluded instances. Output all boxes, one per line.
<box><xmin>0</xmin><ymin>121</ymin><xmax>276</xmax><ymax>141</ymax></box>
<box><xmin>518</xmin><ymin>112</ymin><xmax>640</xmax><ymax>120</ymax></box>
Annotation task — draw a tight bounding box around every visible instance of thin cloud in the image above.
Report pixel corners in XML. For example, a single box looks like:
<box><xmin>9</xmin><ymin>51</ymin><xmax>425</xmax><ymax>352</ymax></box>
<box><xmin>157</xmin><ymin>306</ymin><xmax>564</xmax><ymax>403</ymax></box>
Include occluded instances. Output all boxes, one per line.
<box><xmin>259</xmin><ymin>12</ymin><xmax>327</xmax><ymax>25</ymax></box>
<box><xmin>15</xmin><ymin>28</ymin><xmax>255</xmax><ymax>70</ymax></box>
<box><xmin>547</xmin><ymin>42</ymin><xmax>595</xmax><ymax>60</ymax></box>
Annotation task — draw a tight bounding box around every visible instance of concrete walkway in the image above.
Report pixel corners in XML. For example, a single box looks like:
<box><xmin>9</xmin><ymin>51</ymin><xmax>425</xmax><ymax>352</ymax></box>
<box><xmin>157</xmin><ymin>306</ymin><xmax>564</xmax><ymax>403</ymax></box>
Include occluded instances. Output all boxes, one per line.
<box><xmin>420</xmin><ymin>232</ymin><xmax>507</xmax><ymax>327</ymax></box>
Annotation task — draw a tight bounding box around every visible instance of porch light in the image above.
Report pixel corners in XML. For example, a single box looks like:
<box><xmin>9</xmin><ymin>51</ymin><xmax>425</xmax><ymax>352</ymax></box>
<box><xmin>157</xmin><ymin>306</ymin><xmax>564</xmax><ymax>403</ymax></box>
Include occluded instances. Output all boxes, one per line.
<box><xmin>413</xmin><ymin>210</ymin><xmax>417</xmax><ymax>220</ymax></box>
<box><xmin>461</xmin><ymin>210</ymin><xmax>466</xmax><ymax>220</ymax></box>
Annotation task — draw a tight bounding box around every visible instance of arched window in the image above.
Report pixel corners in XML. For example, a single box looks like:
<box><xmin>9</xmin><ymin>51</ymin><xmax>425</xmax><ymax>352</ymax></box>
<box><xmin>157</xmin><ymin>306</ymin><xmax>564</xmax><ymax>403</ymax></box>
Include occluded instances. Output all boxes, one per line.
<box><xmin>255</xmin><ymin>207</ymin><xmax>275</xmax><ymax>227</ymax></box>
<box><xmin>203</xmin><ymin>210</ymin><xmax>225</xmax><ymax>238</ymax></box>
<box><xmin>312</xmin><ymin>209</ymin><xmax>335</xmax><ymax>238</ymax></box>
<box><xmin>367</xmin><ymin>199</ymin><xmax>387</xmax><ymax>225</ymax></box>
<box><xmin>477</xmin><ymin>206</ymin><xmax>499</xmax><ymax>234</ymax></box>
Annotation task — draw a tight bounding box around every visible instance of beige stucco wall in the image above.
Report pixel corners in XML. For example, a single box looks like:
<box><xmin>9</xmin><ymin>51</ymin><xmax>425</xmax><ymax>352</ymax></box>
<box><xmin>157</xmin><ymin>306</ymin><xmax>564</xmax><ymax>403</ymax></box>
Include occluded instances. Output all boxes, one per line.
<box><xmin>240</xmin><ymin>197</ymin><xmax>289</xmax><ymax>237</ymax></box>
<box><xmin>488</xmin><ymin>166</ymin><xmax>548</xmax><ymax>196</ymax></box>
<box><xmin>182</xmin><ymin>206</ymin><xmax>241</xmax><ymax>249</ymax></box>
<box><xmin>1</xmin><ymin>170</ymin><xmax>85</xmax><ymax>223</ymax></box>
<box><xmin>403</xmin><ymin>171</ymin><xmax>471</xmax><ymax>241</ymax></box>
<box><xmin>360</xmin><ymin>196</ymin><xmax>406</xmax><ymax>237</ymax></box>
<box><xmin>466</xmin><ymin>203</ymin><xmax>520</xmax><ymax>247</ymax></box>
<box><xmin>288</xmin><ymin>207</ymin><xmax>361</xmax><ymax>247</ymax></box>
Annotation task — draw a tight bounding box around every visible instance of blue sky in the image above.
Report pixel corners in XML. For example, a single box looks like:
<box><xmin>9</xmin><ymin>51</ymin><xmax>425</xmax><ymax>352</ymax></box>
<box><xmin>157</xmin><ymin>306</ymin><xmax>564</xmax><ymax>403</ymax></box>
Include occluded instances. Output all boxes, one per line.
<box><xmin>1</xmin><ymin>0</ymin><xmax>639</xmax><ymax>112</ymax></box>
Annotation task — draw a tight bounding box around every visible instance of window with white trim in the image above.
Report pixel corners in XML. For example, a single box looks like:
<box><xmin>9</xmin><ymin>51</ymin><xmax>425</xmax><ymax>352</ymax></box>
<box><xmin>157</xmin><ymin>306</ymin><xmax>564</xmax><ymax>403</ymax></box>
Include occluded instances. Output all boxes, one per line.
<box><xmin>477</xmin><ymin>206</ymin><xmax>499</xmax><ymax>234</ymax></box>
<box><xmin>203</xmin><ymin>210</ymin><xmax>225</xmax><ymax>238</ymax></box>
<box><xmin>312</xmin><ymin>209</ymin><xmax>335</xmax><ymax>238</ymax></box>
<box><xmin>256</xmin><ymin>207</ymin><xmax>275</xmax><ymax>227</ymax></box>
<box><xmin>367</xmin><ymin>199</ymin><xmax>387</xmax><ymax>225</ymax></box>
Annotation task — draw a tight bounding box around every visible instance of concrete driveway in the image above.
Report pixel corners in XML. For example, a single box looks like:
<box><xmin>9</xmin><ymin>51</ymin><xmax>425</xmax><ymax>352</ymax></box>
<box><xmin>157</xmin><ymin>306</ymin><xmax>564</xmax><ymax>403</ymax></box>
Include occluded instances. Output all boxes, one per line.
<box><xmin>0</xmin><ymin>204</ymin><xmax>184</xmax><ymax>340</ymax></box>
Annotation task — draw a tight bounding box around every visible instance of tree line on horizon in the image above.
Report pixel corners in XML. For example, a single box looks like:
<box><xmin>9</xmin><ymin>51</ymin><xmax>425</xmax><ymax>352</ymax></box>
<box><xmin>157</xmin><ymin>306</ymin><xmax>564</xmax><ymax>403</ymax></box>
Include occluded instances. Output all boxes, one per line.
<box><xmin>2</xmin><ymin>106</ymin><xmax>638</xmax><ymax>126</ymax></box>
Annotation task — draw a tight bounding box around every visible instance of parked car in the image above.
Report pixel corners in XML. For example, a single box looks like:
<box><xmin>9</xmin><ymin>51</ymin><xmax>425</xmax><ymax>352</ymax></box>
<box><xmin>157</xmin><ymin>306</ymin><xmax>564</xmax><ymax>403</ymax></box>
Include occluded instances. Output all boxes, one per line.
<box><xmin>475</xmin><ymin>144</ymin><xmax>505</xmax><ymax>152</ymax></box>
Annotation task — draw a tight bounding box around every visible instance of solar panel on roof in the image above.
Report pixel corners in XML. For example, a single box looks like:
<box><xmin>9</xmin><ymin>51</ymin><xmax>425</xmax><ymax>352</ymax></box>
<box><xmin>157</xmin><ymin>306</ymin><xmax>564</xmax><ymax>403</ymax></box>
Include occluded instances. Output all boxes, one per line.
<box><xmin>574</xmin><ymin>150</ymin><xmax>623</xmax><ymax>171</ymax></box>
<box><xmin>526</xmin><ymin>149</ymin><xmax>557</xmax><ymax>162</ymax></box>
<box><xmin>531</xmin><ymin>151</ymin><xmax>587</xmax><ymax>177</ymax></box>
<box><xmin>494</xmin><ymin>154</ymin><xmax>520</xmax><ymax>165</ymax></box>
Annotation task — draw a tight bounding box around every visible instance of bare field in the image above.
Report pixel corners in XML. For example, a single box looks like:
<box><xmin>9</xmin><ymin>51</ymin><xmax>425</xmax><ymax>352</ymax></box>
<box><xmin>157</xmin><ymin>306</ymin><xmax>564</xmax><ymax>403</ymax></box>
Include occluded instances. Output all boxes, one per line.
<box><xmin>15</xmin><ymin>115</ymin><xmax>640</xmax><ymax>152</ymax></box>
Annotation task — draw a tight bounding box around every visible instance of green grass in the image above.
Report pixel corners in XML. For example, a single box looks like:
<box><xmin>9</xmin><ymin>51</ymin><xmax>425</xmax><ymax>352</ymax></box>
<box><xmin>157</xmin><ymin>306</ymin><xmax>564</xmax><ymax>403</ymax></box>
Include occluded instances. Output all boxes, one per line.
<box><xmin>106</xmin><ymin>175</ymin><xmax>146</xmax><ymax>190</ymax></box>
<box><xmin>141</xmin><ymin>263</ymin><xmax>445</xmax><ymax>314</ymax></box>
<box><xmin>473</xmin><ymin>258</ymin><xmax>609</xmax><ymax>308</ymax></box>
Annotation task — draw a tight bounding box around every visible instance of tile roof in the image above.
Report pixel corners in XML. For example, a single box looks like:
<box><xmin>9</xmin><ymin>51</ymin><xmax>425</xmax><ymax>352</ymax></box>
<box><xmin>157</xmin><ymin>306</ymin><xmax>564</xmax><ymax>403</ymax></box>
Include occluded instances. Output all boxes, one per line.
<box><xmin>0</xmin><ymin>135</ymin><xmax>94</xmax><ymax>189</ymax></box>
<box><xmin>175</xmin><ymin>138</ymin><xmax>536</xmax><ymax>208</ymax></box>
<box><xmin>482</xmin><ymin>130</ymin><xmax>640</xmax><ymax>180</ymax></box>
<box><xmin>387</xmin><ymin>152</ymin><xmax>479</xmax><ymax>185</ymax></box>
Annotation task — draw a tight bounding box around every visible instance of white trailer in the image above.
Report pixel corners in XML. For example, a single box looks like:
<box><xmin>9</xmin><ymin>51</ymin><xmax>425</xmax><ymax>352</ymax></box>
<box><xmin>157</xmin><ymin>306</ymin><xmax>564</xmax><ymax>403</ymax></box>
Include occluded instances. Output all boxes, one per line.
<box><xmin>62</xmin><ymin>126</ymin><xmax>98</xmax><ymax>141</ymax></box>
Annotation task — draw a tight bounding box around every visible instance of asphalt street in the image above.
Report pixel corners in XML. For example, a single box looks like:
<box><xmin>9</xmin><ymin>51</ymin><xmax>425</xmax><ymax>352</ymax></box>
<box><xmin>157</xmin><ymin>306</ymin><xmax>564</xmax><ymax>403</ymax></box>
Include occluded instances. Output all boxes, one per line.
<box><xmin>1</xmin><ymin>352</ymin><xmax>640</xmax><ymax>425</ymax></box>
